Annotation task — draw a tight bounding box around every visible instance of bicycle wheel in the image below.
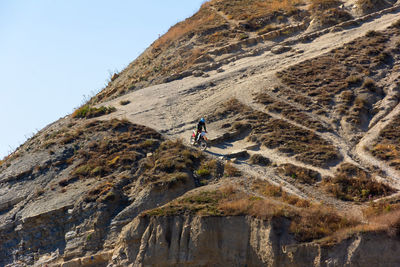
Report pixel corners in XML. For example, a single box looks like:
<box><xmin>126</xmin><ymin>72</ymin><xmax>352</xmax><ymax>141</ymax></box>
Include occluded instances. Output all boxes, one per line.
<box><xmin>199</xmin><ymin>140</ymin><xmax>208</xmax><ymax>151</ymax></box>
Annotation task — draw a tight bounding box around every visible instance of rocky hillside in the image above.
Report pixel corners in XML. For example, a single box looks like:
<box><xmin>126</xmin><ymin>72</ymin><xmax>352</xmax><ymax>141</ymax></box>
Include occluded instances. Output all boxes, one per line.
<box><xmin>2</xmin><ymin>0</ymin><xmax>400</xmax><ymax>266</ymax></box>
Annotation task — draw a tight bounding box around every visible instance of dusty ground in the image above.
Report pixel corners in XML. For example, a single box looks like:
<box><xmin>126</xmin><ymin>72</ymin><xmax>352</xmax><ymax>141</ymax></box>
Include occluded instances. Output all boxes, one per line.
<box><xmin>99</xmin><ymin>5</ymin><xmax>400</xmax><ymax>216</ymax></box>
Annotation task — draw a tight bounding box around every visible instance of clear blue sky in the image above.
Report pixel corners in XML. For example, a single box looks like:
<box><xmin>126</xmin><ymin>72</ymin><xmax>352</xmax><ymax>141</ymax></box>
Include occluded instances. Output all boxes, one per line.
<box><xmin>0</xmin><ymin>0</ymin><xmax>205</xmax><ymax>159</ymax></box>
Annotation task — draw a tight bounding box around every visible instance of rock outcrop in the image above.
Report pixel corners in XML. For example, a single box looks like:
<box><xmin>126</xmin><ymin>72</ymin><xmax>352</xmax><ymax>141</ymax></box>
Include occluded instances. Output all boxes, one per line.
<box><xmin>110</xmin><ymin>215</ymin><xmax>400</xmax><ymax>267</ymax></box>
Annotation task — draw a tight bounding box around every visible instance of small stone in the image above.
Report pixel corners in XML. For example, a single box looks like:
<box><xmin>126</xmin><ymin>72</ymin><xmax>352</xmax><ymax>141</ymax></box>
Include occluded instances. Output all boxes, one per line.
<box><xmin>271</xmin><ymin>45</ymin><xmax>292</xmax><ymax>54</ymax></box>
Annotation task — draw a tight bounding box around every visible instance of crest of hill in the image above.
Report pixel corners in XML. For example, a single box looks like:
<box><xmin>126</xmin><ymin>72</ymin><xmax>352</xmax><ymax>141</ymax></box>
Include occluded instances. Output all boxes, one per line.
<box><xmin>93</xmin><ymin>0</ymin><xmax>397</xmax><ymax>104</ymax></box>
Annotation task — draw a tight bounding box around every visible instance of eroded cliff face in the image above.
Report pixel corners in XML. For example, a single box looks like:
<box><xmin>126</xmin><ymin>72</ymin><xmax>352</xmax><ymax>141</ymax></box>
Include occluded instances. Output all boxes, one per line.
<box><xmin>108</xmin><ymin>215</ymin><xmax>400</xmax><ymax>267</ymax></box>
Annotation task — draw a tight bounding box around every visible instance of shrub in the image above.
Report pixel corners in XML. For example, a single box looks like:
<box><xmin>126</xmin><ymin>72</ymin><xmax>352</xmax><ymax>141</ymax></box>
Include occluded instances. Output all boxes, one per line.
<box><xmin>257</xmin><ymin>25</ymin><xmax>279</xmax><ymax>35</ymax></box>
<box><xmin>310</xmin><ymin>0</ymin><xmax>341</xmax><ymax>11</ymax></box>
<box><xmin>362</xmin><ymin>78</ymin><xmax>376</xmax><ymax>89</ymax></box>
<box><xmin>224</xmin><ymin>162</ymin><xmax>241</xmax><ymax>177</ymax></box>
<box><xmin>196</xmin><ymin>168</ymin><xmax>211</xmax><ymax>177</ymax></box>
<box><xmin>196</xmin><ymin>160</ymin><xmax>217</xmax><ymax>177</ymax></box>
<box><xmin>238</xmin><ymin>33</ymin><xmax>249</xmax><ymax>40</ymax></box>
<box><xmin>346</xmin><ymin>75</ymin><xmax>362</xmax><ymax>86</ymax></box>
<box><xmin>72</xmin><ymin>105</ymin><xmax>116</xmax><ymax>119</ymax></box>
<box><xmin>377</xmin><ymin>51</ymin><xmax>392</xmax><ymax>64</ymax></box>
<box><xmin>365</xmin><ymin>30</ymin><xmax>380</xmax><ymax>37</ymax></box>
<box><xmin>278</xmin><ymin>163</ymin><xmax>320</xmax><ymax>184</ymax></box>
<box><xmin>119</xmin><ymin>100</ymin><xmax>131</xmax><ymax>105</ymax></box>
<box><xmin>325</xmin><ymin>174</ymin><xmax>393</xmax><ymax>202</ymax></box>
<box><xmin>74</xmin><ymin>164</ymin><xmax>92</xmax><ymax>176</ymax></box>
<box><xmin>249</xmin><ymin>154</ymin><xmax>270</xmax><ymax>166</ymax></box>
<box><xmin>289</xmin><ymin>204</ymin><xmax>358</xmax><ymax>242</ymax></box>
<box><xmin>324</xmin><ymin>163</ymin><xmax>395</xmax><ymax>201</ymax></box>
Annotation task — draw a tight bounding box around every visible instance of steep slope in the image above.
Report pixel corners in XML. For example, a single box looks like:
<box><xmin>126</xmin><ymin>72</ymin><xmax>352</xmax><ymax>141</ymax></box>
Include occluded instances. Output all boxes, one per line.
<box><xmin>1</xmin><ymin>1</ymin><xmax>400</xmax><ymax>266</ymax></box>
<box><xmin>93</xmin><ymin>0</ymin><xmax>398</xmax><ymax>103</ymax></box>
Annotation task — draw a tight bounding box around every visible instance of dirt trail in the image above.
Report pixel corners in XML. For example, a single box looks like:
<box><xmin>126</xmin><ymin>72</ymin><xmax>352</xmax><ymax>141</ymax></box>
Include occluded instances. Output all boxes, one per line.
<box><xmin>355</xmin><ymin>103</ymin><xmax>400</xmax><ymax>189</ymax></box>
<box><xmin>100</xmin><ymin>8</ymin><xmax>400</xmax><ymax>210</ymax></box>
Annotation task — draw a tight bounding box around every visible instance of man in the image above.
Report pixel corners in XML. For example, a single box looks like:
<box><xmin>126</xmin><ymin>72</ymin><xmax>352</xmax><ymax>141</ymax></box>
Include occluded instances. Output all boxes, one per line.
<box><xmin>195</xmin><ymin>118</ymin><xmax>207</xmax><ymax>143</ymax></box>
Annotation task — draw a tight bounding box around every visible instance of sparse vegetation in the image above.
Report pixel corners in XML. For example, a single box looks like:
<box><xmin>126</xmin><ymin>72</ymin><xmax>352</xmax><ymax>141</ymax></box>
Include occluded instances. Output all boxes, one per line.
<box><xmin>309</xmin><ymin>0</ymin><xmax>340</xmax><ymax>11</ymax></box>
<box><xmin>212</xmin><ymin>98</ymin><xmax>340</xmax><ymax>167</ymax></box>
<box><xmin>143</xmin><ymin>181</ymin><xmax>359</xmax><ymax>243</ymax></box>
<box><xmin>324</xmin><ymin>163</ymin><xmax>394</xmax><ymax>201</ymax></box>
<box><xmin>309</xmin><ymin>0</ymin><xmax>352</xmax><ymax>28</ymax></box>
<box><xmin>255</xmin><ymin>92</ymin><xmax>330</xmax><ymax>132</ymax></box>
<box><xmin>196</xmin><ymin>159</ymin><xmax>218</xmax><ymax>177</ymax></box>
<box><xmin>371</xmin><ymin>115</ymin><xmax>400</xmax><ymax>170</ymax></box>
<box><xmin>142</xmin><ymin>139</ymin><xmax>222</xmax><ymax>189</ymax></box>
<box><xmin>57</xmin><ymin>119</ymin><xmax>163</xmax><ymax>185</ymax></box>
<box><xmin>357</xmin><ymin>0</ymin><xmax>392</xmax><ymax>14</ymax></box>
<box><xmin>249</xmin><ymin>154</ymin><xmax>270</xmax><ymax>166</ymax></box>
<box><xmin>212</xmin><ymin>0</ymin><xmax>303</xmax><ymax>30</ymax></box>
<box><xmin>276</xmin><ymin>27</ymin><xmax>394</xmax><ymax>129</ymax></box>
<box><xmin>72</xmin><ymin>105</ymin><xmax>116</xmax><ymax>119</ymax></box>
<box><xmin>224</xmin><ymin>161</ymin><xmax>241</xmax><ymax>176</ymax></box>
<box><xmin>278</xmin><ymin>163</ymin><xmax>320</xmax><ymax>184</ymax></box>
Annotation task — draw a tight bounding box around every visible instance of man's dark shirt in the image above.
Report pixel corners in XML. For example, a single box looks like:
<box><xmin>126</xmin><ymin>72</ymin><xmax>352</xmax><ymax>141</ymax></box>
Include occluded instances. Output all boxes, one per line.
<box><xmin>197</xmin><ymin>121</ymin><xmax>206</xmax><ymax>132</ymax></box>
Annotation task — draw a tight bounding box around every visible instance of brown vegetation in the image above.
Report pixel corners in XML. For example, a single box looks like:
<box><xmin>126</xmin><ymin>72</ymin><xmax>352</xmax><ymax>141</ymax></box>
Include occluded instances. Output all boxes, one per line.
<box><xmin>276</xmin><ymin>27</ymin><xmax>398</xmax><ymax>131</ymax></box>
<box><xmin>212</xmin><ymin>0</ymin><xmax>304</xmax><ymax>30</ymax></box>
<box><xmin>371</xmin><ymin>114</ymin><xmax>400</xmax><ymax>170</ymax></box>
<box><xmin>278</xmin><ymin>163</ymin><xmax>320</xmax><ymax>184</ymax></box>
<box><xmin>255</xmin><ymin>92</ymin><xmax>330</xmax><ymax>132</ymax></box>
<box><xmin>144</xmin><ymin>181</ymin><xmax>359</xmax><ymax>243</ymax></box>
<box><xmin>71</xmin><ymin>120</ymin><xmax>162</xmax><ymax>180</ymax></box>
<box><xmin>72</xmin><ymin>105</ymin><xmax>116</xmax><ymax>119</ymax></box>
<box><xmin>356</xmin><ymin>0</ymin><xmax>394</xmax><ymax>14</ymax></box>
<box><xmin>324</xmin><ymin>163</ymin><xmax>394</xmax><ymax>201</ymax></box>
<box><xmin>249</xmin><ymin>154</ymin><xmax>270</xmax><ymax>166</ymax></box>
<box><xmin>211</xmin><ymin>98</ymin><xmax>341</xmax><ymax>167</ymax></box>
<box><xmin>142</xmin><ymin>139</ymin><xmax>205</xmax><ymax>188</ymax></box>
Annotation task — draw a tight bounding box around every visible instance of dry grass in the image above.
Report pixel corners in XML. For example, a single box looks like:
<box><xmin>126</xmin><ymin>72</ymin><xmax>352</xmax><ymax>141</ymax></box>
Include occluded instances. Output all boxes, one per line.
<box><xmin>143</xmin><ymin>139</ymin><xmax>224</xmax><ymax>189</ymax></box>
<box><xmin>249</xmin><ymin>118</ymin><xmax>341</xmax><ymax>167</ymax></box>
<box><xmin>309</xmin><ymin>0</ymin><xmax>352</xmax><ymax>28</ymax></box>
<box><xmin>356</xmin><ymin>0</ymin><xmax>393</xmax><ymax>14</ymax></box>
<box><xmin>72</xmin><ymin>120</ymin><xmax>161</xmax><ymax>179</ymax></box>
<box><xmin>371</xmin><ymin>115</ymin><xmax>400</xmax><ymax>170</ymax></box>
<box><xmin>250</xmin><ymin>179</ymin><xmax>310</xmax><ymax>207</ymax></box>
<box><xmin>276</xmin><ymin>28</ymin><xmax>394</xmax><ymax>128</ymax></box>
<box><xmin>142</xmin><ymin>139</ymin><xmax>202</xmax><ymax>188</ymax></box>
<box><xmin>249</xmin><ymin>154</ymin><xmax>270</xmax><ymax>166</ymax></box>
<box><xmin>278</xmin><ymin>163</ymin><xmax>320</xmax><ymax>184</ymax></box>
<box><xmin>309</xmin><ymin>0</ymin><xmax>340</xmax><ymax>10</ymax></box>
<box><xmin>211</xmin><ymin>99</ymin><xmax>340</xmax><ymax>167</ymax></box>
<box><xmin>290</xmin><ymin>204</ymin><xmax>358</xmax><ymax>242</ymax></box>
<box><xmin>224</xmin><ymin>161</ymin><xmax>242</xmax><ymax>176</ymax></box>
<box><xmin>324</xmin><ymin>163</ymin><xmax>394</xmax><ymax>201</ymax></box>
<box><xmin>255</xmin><ymin>92</ymin><xmax>330</xmax><ymax>132</ymax></box>
<box><xmin>144</xmin><ymin>180</ymin><xmax>359</xmax><ymax>243</ymax></box>
<box><xmin>72</xmin><ymin>105</ymin><xmax>116</xmax><ymax>119</ymax></box>
<box><xmin>153</xmin><ymin>2</ymin><xmax>224</xmax><ymax>50</ymax></box>
<box><xmin>212</xmin><ymin>0</ymin><xmax>303</xmax><ymax>30</ymax></box>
